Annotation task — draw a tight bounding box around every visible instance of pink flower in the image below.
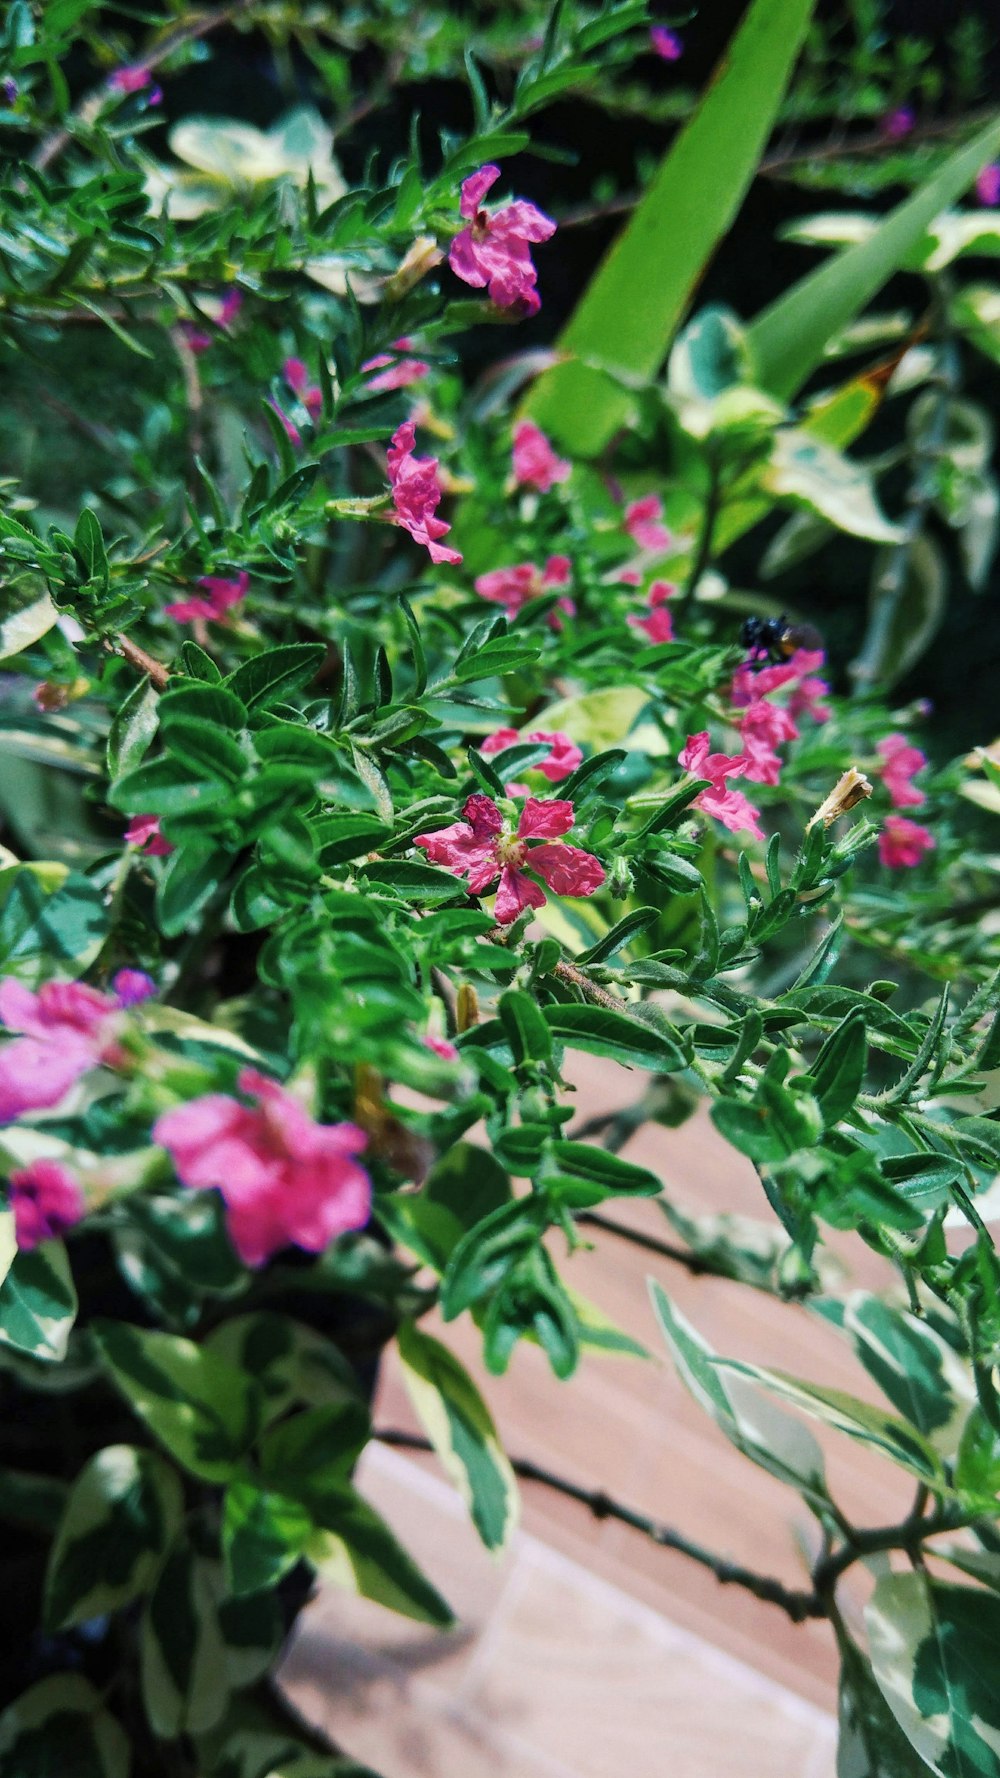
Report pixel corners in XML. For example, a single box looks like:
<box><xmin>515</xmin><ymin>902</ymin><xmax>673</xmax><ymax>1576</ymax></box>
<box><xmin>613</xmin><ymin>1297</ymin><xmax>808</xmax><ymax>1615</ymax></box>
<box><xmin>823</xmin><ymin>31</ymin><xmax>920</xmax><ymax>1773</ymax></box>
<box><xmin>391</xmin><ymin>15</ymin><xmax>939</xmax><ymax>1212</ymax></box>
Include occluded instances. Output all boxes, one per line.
<box><xmin>179</xmin><ymin>323</ymin><xmax>213</xmax><ymax>354</ymax></box>
<box><xmin>481</xmin><ymin>727</ymin><xmax>583</xmax><ymax>785</ymax></box>
<box><xmin>0</xmin><ymin>978</ymin><xmax>121</xmax><ymax>1123</ymax></box>
<box><xmin>730</xmin><ymin>648</ymin><xmax>830</xmax><ymax>724</ymax></box>
<box><xmin>883</xmin><ymin>107</ymin><xmax>915</xmax><ymax>140</ymax></box>
<box><xmin>628</xmin><ymin>579</ymin><xmax>676</xmax><ymax>644</ymax></box>
<box><xmin>737</xmin><ymin>698</ymin><xmax>798</xmax><ymax>787</ymax></box>
<box><xmin>977</xmin><ymin>164</ymin><xmax>1000</xmax><ymax>207</ymax></box>
<box><xmin>387</xmin><ymin>420</ymin><xmax>462</xmax><ymax>566</ymax></box>
<box><xmin>165</xmin><ymin>571</ymin><xmax>249</xmax><ymax>625</ymax></box>
<box><xmin>283</xmin><ymin>357</ymin><xmax>323</xmax><ymax>420</ymax></box>
<box><xmin>8</xmin><ymin>1161</ymin><xmax>85</xmax><ymax>1250</ymax></box>
<box><xmin>650</xmin><ymin>26</ymin><xmax>683</xmax><ymax>60</ymax></box>
<box><xmin>125</xmin><ymin>814</ymin><xmax>174</xmax><ymax>857</ymax></box>
<box><xmin>448</xmin><ymin>165</ymin><xmax>556</xmax><ymax>316</ymax></box>
<box><xmin>422</xmin><ymin>1035</ymin><xmax>459</xmax><ymax>1063</ymax></box>
<box><xmin>679</xmin><ymin>732</ymin><xmax>764</xmax><ymax>840</ymax></box>
<box><xmin>416</xmin><ymin>793</ymin><xmax>604</xmax><ymax>925</ymax></box>
<box><xmin>878</xmin><ymin>815</ymin><xmax>935</xmax><ymax>869</ymax></box>
<box><xmin>219</xmin><ymin>288</ymin><xmax>243</xmax><ymax>328</ymax></box>
<box><xmin>624</xmin><ymin>495</ymin><xmax>671</xmax><ymax>554</ymax></box>
<box><xmin>362</xmin><ymin>338</ymin><xmax>430</xmax><ymax>392</ymax></box>
<box><xmin>153</xmin><ymin>1067</ymin><xmax>371</xmax><ymax>1269</ymax></box>
<box><xmin>876</xmin><ymin>733</ymin><xmax>928</xmax><ymax>809</ymax></box>
<box><xmin>474</xmin><ymin>554</ymin><xmax>573</xmax><ymax>622</ymax></box>
<box><xmin>112</xmin><ymin>969</ymin><xmax>157</xmax><ymax>1008</ymax></box>
<box><xmin>511</xmin><ymin>420</ymin><xmax>570</xmax><ymax>493</ymax></box>
<box><xmin>108</xmin><ymin>65</ymin><xmax>161</xmax><ymax>103</ymax></box>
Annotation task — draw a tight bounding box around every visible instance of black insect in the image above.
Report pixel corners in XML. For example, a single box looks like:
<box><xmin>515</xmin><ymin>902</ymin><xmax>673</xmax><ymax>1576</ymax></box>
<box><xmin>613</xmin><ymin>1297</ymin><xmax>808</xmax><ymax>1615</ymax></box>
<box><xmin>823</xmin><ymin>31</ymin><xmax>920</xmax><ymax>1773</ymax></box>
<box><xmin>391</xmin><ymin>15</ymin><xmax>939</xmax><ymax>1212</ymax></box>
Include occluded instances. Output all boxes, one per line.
<box><xmin>740</xmin><ymin>613</ymin><xmax>824</xmax><ymax>667</ymax></box>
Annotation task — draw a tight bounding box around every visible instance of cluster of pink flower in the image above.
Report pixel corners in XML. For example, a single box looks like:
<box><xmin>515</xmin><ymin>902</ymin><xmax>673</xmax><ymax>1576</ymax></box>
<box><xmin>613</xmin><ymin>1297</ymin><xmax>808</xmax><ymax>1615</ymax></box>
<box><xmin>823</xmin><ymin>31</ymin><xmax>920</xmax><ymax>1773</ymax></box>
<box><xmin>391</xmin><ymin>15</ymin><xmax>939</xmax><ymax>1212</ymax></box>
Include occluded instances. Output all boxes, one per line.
<box><xmin>475</xmin><ymin>555</ymin><xmax>574</xmax><ymax>625</ymax></box>
<box><xmin>107</xmin><ymin>63</ymin><xmax>161</xmax><ymax>105</ymax></box>
<box><xmin>362</xmin><ymin>337</ymin><xmax>430</xmax><ymax>394</ymax></box>
<box><xmin>875</xmin><ymin>733</ymin><xmax>934</xmax><ymax>868</ymax></box>
<box><xmin>3</xmin><ymin>1032</ymin><xmax>373</xmax><ymax>1270</ymax></box>
<box><xmin>511</xmin><ymin>420</ymin><xmax>570</xmax><ymax>493</ymax></box>
<box><xmin>165</xmin><ymin>570</ymin><xmax>249</xmax><ymax>626</ymax></box>
<box><xmin>481</xmin><ymin>727</ymin><xmax>582</xmax><ymax>796</ymax></box>
<box><xmin>416</xmin><ymin>792</ymin><xmax>604</xmax><ymax>925</ymax></box>
<box><xmin>628</xmin><ymin>579</ymin><xmax>676</xmax><ymax>644</ymax></box>
<box><xmin>0</xmin><ymin>973</ymin><xmax>153</xmax><ymax>1128</ymax></box>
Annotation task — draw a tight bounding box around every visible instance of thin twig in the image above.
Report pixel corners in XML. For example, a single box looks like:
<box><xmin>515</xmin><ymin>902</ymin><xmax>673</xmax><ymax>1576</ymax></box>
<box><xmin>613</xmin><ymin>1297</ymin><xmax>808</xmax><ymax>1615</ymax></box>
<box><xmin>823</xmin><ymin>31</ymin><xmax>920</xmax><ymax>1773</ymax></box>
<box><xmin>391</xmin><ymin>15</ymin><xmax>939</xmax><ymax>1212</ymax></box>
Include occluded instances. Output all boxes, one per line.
<box><xmin>553</xmin><ymin>958</ymin><xmax>627</xmax><ymax>1012</ymax></box>
<box><xmin>375</xmin><ymin>1427</ymin><xmax>821</xmax><ymax>1621</ymax></box>
<box><xmin>32</xmin><ymin>5</ymin><xmax>238</xmax><ymax>173</ymax></box>
<box><xmin>577</xmin><ymin>1207</ymin><xmax>722</xmax><ymax>1276</ymax></box>
<box><xmin>107</xmin><ymin>635</ymin><xmax>169</xmax><ymax>690</ymax></box>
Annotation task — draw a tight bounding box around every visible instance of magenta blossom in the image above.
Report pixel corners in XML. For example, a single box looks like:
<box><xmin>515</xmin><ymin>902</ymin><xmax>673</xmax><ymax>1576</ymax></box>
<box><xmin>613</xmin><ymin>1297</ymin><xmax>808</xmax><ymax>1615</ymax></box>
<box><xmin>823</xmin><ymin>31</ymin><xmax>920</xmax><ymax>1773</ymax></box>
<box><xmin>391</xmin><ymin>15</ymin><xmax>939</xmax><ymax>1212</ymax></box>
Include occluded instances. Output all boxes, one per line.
<box><xmin>179</xmin><ymin>323</ymin><xmax>213</xmax><ymax>354</ymax></box>
<box><xmin>108</xmin><ymin>65</ymin><xmax>161</xmax><ymax>104</ymax></box>
<box><xmin>737</xmin><ymin>698</ymin><xmax>798</xmax><ymax>787</ymax></box>
<box><xmin>511</xmin><ymin>420</ymin><xmax>571</xmax><ymax>493</ymax></box>
<box><xmin>112</xmin><ymin>969</ymin><xmax>157</xmax><ymax>1008</ymax></box>
<box><xmin>876</xmin><ymin>733</ymin><xmax>928</xmax><ymax>809</ymax></box>
<box><xmin>628</xmin><ymin>579</ymin><xmax>676</xmax><ymax>644</ymax></box>
<box><xmin>416</xmin><ymin>793</ymin><xmax>604</xmax><ymax>925</ymax></box>
<box><xmin>387</xmin><ymin>419</ymin><xmax>462</xmax><ymax>566</ymax></box>
<box><xmin>154</xmin><ymin>1067</ymin><xmax>371</xmax><ymax>1269</ymax></box>
<box><xmin>448</xmin><ymin>165</ymin><xmax>556</xmax><ymax>316</ymax></box>
<box><xmin>165</xmin><ymin>571</ymin><xmax>249</xmax><ymax>625</ymax></box>
<box><xmin>423</xmin><ymin>1034</ymin><xmax>459</xmax><ymax>1063</ymax></box>
<box><xmin>283</xmin><ymin>357</ymin><xmax>323</xmax><ymax>420</ymax></box>
<box><xmin>883</xmin><ymin>107</ymin><xmax>915</xmax><ymax>140</ymax></box>
<box><xmin>731</xmin><ymin>647</ymin><xmax>830</xmax><ymax>725</ymax></box>
<box><xmin>362</xmin><ymin>338</ymin><xmax>430</xmax><ymax>393</ymax></box>
<box><xmin>650</xmin><ymin>26</ymin><xmax>683</xmax><ymax>60</ymax></box>
<box><xmin>0</xmin><ymin>978</ymin><xmax>123</xmax><ymax>1123</ymax></box>
<box><xmin>879</xmin><ymin>814</ymin><xmax>935</xmax><ymax>869</ymax></box>
<box><xmin>219</xmin><ymin>288</ymin><xmax>243</xmax><ymax>327</ymax></box>
<box><xmin>624</xmin><ymin>495</ymin><xmax>672</xmax><ymax>554</ymax></box>
<box><xmin>679</xmin><ymin>732</ymin><xmax>764</xmax><ymax>840</ymax></box>
<box><xmin>125</xmin><ymin>814</ymin><xmax>174</xmax><ymax>858</ymax></box>
<box><xmin>8</xmin><ymin>1160</ymin><xmax>85</xmax><ymax>1251</ymax></box>
<box><xmin>977</xmin><ymin>164</ymin><xmax>1000</xmax><ymax>207</ymax></box>
<box><xmin>481</xmin><ymin>727</ymin><xmax>583</xmax><ymax>788</ymax></box>
<box><xmin>474</xmin><ymin>555</ymin><xmax>573</xmax><ymax>623</ymax></box>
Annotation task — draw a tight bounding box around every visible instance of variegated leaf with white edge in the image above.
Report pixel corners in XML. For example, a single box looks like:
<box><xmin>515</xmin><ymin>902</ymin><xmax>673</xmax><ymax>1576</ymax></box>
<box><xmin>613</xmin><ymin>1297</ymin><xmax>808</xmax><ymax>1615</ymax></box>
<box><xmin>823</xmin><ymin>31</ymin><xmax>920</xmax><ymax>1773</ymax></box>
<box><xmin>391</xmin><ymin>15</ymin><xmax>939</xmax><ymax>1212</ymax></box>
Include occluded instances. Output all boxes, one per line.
<box><xmin>397</xmin><ymin>1319</ymin><xmax>519</xmax><ymax>1553</ymax></box>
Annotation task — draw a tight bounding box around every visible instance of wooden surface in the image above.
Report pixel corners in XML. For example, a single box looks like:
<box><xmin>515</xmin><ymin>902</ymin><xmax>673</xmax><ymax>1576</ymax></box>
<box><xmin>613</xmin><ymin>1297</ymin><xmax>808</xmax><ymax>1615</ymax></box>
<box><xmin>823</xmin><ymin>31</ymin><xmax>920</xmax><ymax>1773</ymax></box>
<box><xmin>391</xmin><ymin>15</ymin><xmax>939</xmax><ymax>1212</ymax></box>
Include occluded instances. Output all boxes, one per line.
<box><xmin>282</xmin><ymin>1059</ymin><xmax>912</xmax><ymax>1773</ymax></box>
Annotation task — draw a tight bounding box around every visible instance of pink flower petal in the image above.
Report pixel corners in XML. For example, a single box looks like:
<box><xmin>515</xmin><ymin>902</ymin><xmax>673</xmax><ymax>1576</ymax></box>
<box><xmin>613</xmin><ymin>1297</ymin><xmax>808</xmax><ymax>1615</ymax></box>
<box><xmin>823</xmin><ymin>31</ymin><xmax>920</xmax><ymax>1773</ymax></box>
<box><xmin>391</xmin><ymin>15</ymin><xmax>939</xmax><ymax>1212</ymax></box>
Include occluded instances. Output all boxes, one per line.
<box><xmin>494</xmin><ymin>865</ymin><xmax>546</xmax><ymax>924</ymax></box>
<box><xmin>527</xmin><ymin>843</ymin><xmax>605</xmax><ymax>898</ymax></box>
<box><xmin>518</xmin><ymin>797</ymin><xmax>575</xmax><ymax>840</ymax></box>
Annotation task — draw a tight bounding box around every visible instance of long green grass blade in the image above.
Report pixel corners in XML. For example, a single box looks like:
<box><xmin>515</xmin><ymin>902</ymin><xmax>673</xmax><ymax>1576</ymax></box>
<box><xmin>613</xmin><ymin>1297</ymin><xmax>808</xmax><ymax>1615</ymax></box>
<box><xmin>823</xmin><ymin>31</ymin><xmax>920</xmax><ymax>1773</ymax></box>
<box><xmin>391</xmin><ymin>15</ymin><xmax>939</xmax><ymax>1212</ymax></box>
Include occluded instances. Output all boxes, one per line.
<box><xmin>523</xmin><ymin>0</ymin><xmax>816</xmax><ymax>457</ymax></box>
<box><xmin>749</xmin><ymin>114</ymin><xmax>1000</xmax><ymax>399</ymax></box>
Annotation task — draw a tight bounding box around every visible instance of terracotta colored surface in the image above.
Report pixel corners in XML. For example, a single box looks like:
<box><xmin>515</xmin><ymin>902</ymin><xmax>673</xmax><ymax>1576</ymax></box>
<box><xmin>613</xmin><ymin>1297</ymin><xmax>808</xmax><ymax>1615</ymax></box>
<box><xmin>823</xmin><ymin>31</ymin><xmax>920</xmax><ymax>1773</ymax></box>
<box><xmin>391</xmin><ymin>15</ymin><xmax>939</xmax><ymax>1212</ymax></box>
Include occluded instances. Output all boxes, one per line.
<box><xmin>282</xmin><ymin>1060</ymin><xmax>907</xmax><ymax>1771</ymax></box>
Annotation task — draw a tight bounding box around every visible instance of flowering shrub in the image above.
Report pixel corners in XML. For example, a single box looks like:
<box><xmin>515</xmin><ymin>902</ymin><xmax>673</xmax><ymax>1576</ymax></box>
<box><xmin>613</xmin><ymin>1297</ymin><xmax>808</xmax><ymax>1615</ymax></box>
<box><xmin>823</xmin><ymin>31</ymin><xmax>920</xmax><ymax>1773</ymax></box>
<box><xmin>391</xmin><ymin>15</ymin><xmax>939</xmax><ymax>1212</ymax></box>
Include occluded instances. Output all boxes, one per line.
<box><xmin>2</xmin><ymin>3</ymin><xmax>1000</xmax><ymax>1776</ymax></box>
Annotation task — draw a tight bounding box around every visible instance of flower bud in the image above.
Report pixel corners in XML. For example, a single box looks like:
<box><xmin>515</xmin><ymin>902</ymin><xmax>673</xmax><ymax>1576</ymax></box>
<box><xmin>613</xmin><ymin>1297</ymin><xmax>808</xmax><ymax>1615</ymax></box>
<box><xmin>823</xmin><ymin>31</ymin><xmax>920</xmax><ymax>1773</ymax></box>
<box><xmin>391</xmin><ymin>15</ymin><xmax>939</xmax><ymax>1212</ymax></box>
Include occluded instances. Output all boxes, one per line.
<box><xmin>807</xmin><ymin>767</ymin><xmax>873</xmax><ymax>830</ymax></box>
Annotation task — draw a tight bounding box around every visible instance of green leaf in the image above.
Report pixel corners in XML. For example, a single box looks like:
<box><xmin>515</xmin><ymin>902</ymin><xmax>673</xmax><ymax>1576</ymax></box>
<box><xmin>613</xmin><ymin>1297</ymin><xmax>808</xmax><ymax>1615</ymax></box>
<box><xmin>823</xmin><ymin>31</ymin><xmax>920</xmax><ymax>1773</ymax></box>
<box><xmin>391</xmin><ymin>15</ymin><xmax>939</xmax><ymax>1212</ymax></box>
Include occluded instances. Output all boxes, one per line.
<box><xmin>93</xmin><ymin>1322</ymin><xmax>262</xmax><ymax>1482</ymax></box>
<box><xmin>498</xmin><ymin>988</ymin><xmax>554</xmax><ymax>1063</ymax></box>
<box><xmin>0</xmin><ymin>1676</ymin><xmax>129</xmax><ymax>1778</ymax></box>
<box><xmin>206</xmin><ymin>1312</ymin><xmax>361</xmax><ymax>1425</ymax></box>
<box><xmin>112</xmin><ymin>755</ymin><xmax>230</xmax><ymax>817</ymax></box>
<box><xmin>853</xmin><ymin>533</ymin><xmax>948</xmax><ymax>692</ymax></box>
<box><xmin>715</xmin><ymin>1359</ymin><xmax>944</xmax><ymax>1485</ymax></box>
<box><xmin>763</xmin><ymin>430</ymin><xmax>904</xmax><ymax>544</ymax></box>
<box><xmin>106</xmin><ymin>675</ymin><xmax>160</xmax><ymax>779</ymax></box>
<box><xmin>711</xmin><ymin>1078</ymin><xmax>823</xmax><ymax>1162</ymax></box>
<box><xmin>141</xmin><ymin>1543</ymin><xmax>230</xmax><ymax>1739</ymax></box>
<box><xmin>866</xmin><ymin>1571</ymin><xmax>1000</xmax><ymax>1778</ymax></box>
<box><xmin>397</xmin><ymin>1319</ymin><xmax>518</xmax><ymax>1552</ymax></box>
<box><xmin>0</xmin><ymin>1240</ymin><xmax>77</xmax><ymax>1361</ymax></box>
<box><xmin>222</xmin><ymin>1479</ymin><xmax>314</xmax><ymax>1597</ymax></box>
<box><xmin>544</xmin><ymin>1140</ymin><xmax>661</xmax><ymax>1206</ymax></box>
<box><xmin>524</xmin><ymin>0</ymin><xmax>817</xmax><ymax>453</ymax></box>
<box><xmin>0</xmin><ymin>865</ymin><xmax>107</xmax><ymax>983</ymax></box>
<box><xmin>310</xmin><ymin>1487</ymin><xmax>455</xmax><ymax>1627</ymax></box>
<box><xmin>844</xmin><ymin>1292</ymin><xmax>973</xmax><ymax>1453</ymax></box>
<box><xmin>750</xmin><ymin>113</ymin><xmax>1000</xmax><ymax>400</ymax></box>
<box><xmin>225</xmin><ymin>644</ymin><xmax>326</xmax><ymax>711</ymax></box>
<box><xmin>0</xmin><ymin>591</ymin><xmax>58</xmax><ymax>663</ymax></box>
<box><xmin>809</xmin><ymin>1011</ymin><xmax>867</xmax><ymax>1125</ymax></box>
<box><xmin>44</xmin><ymin>1445</ymin><xmax>183</xmax><ymax>1629</ymax></box>
<box><xmin>648</xmin><ymin>1282</ymin><xmax>829</xmax><ymax>1505</ymax></box>
<box><xmin>156</xmin><ymin>844</ymin><xmax>231</xmax><ymax>937</ymax></box>
<box><xmin>356</xmin><ymin>859</ymin><xmax>462</xmax><ymax>903</ymax></box>
<box><xmin>836</xmin><ymin>1627</ymin><xmax>931</xmax><ymax>1778</ymax></box>
<box><xmin>543</xmin><ymin>1002</ymin><xmax>687</xmax><ymax>1070</ymax></box>
<box><xmin>380</xmin><ymin>1140</ymin><xmax>513</xmax><ymax>1272</ymax></box>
